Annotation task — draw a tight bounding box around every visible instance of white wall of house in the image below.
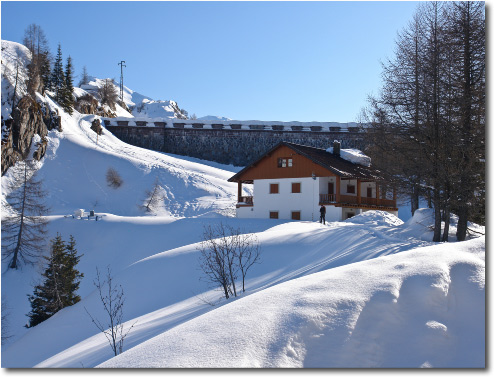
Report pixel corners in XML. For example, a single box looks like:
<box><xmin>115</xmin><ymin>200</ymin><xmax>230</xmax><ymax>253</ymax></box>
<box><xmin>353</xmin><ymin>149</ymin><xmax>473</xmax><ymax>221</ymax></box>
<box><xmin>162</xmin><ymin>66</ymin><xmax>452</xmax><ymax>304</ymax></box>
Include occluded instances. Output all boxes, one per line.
<box><xmin>236</xmin><ymin>177</ymin><xmax>345</xmax><ymax>222</ymax></box>
<box><xmin>253</xmin><ymin>177</ymin><xmax>319</xmax><ymax>221</ymax></box>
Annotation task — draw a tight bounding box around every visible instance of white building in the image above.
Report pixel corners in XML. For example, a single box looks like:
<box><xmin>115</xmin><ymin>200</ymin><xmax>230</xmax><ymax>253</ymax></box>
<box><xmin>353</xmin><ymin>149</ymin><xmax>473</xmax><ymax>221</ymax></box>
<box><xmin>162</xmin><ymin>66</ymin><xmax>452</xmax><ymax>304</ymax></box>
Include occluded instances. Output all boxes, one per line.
<box><xmin>228</xmin><ymin>142</ymin><xmax>398</xmax><ymax>222</ymax></box>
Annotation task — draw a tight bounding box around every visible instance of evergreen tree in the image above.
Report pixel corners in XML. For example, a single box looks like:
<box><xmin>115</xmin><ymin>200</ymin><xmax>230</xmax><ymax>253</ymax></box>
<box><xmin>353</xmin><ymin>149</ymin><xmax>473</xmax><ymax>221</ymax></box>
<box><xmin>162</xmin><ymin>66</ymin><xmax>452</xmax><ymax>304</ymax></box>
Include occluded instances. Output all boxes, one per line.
<box><xmin>26</xmin><ymin>234</ymin><xmax>83</xmax><ymax>327</ymax></box>
<box><xmin>26</xmin><ymin>234</ymin><xmax>67</xmax><ymax>327</ymax></box>
<box><xmin>64</xmin><ymin>235</ymin><xmax>84</xmax><ymax>305</ymax></box>
<box><xmin>50</xmin><ymin>43</ymin><xmax>65</xmax><ymax>103</ymax></box>
<box><xmin>62</xmin><ymin>56</ymin><xmax>75</xmax><ymax>114</ymax></box>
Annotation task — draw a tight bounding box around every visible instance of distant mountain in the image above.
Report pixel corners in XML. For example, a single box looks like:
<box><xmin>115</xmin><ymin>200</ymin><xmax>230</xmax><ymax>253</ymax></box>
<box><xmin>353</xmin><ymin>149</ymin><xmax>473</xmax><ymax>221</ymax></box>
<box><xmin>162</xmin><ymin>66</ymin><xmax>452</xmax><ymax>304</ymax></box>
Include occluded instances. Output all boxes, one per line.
<box><xmin>197</xmin><ymin>115</ymin><xmax>232</xmax><ymax>121</ymax></box>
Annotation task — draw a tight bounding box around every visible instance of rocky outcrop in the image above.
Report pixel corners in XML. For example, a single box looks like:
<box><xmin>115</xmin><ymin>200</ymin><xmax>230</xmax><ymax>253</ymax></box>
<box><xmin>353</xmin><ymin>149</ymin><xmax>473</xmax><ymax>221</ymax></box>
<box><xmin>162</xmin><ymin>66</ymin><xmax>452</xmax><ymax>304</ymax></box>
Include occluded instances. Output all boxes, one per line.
<box><xmin>75</xmin><ymin>93</ymin><xmax>117</xmax><ymax>118</ymax></box>
<box><xmin>90</xmin><ymin>119</ymin><xmax>103</xmax><ymax>135</ymax></box>
<box><xmin>1</xmin><ymin>96</ymin><xmax>51</xmax><ymax>175</ymax></box>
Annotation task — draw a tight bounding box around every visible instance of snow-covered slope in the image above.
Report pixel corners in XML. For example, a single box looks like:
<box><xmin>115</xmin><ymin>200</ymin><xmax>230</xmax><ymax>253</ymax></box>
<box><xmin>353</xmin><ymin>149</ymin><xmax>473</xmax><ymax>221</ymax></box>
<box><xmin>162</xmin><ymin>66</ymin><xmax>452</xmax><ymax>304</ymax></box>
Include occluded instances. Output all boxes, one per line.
<box><xmin>1</xmin><ymin>93</ymin><xmax>240</xmax><ymax>217</ymax></box>
<box><xmin>80</xmin><ymin>77</ymin><xmax>187</xmax><ymax>119</ymax></box>
<box><xmin>99</xmin><ymin>235</ymin><xmax>485</xmax><ymax>368</ymax></box>
<box><xmin>1</xmin><ymin>40</ymin><xmax>31</xmax><ymax>122</ymax></box>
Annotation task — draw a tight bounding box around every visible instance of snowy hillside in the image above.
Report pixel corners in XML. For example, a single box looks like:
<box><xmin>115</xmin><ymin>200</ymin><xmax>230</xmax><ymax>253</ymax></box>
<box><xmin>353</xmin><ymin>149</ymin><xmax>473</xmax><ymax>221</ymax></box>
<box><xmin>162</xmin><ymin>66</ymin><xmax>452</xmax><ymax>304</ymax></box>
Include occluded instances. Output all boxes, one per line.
<box><xmin>80</xmin><ymin>77</ymin><xmax>189</xmax><ymax>120</ymax></box>
<box><xmin>1</xmin><ymin>40</ymin><xmax>31</xmax><ymax>122</ymax></box>
<box><xmin>1</xmin><ymin>39</ymin><xmax>486</xmax><ymax>369</ymax></box>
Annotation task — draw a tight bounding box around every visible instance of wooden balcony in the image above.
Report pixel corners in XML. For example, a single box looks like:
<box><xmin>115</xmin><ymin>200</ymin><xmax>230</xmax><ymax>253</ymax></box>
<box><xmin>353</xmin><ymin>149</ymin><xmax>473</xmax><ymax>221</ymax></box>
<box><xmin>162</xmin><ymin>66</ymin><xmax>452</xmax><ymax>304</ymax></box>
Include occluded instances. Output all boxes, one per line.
<box><xmin>320</xmin><ymin>194</ymin><xmax>396</xmax><ymax>209</ymax></box>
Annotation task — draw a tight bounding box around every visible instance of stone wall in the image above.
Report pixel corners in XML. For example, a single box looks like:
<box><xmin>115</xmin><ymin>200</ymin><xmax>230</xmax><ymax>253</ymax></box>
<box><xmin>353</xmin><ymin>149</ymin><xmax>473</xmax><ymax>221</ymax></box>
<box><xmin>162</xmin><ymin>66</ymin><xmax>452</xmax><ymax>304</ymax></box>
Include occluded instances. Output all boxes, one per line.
<box><xmin>106</xmin><ymin>125</ymin><xmax>366</xmax><ymax>167</ymax></box>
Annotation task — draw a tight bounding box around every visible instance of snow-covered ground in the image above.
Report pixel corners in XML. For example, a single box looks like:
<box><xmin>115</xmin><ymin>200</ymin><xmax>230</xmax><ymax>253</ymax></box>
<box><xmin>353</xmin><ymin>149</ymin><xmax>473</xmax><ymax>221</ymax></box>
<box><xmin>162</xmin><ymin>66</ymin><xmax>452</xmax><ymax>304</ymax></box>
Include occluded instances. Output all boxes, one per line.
<box><xmin>1</xmin><ymin>39</ymin><xmax>485</xmax><ymax>369</ymax></box>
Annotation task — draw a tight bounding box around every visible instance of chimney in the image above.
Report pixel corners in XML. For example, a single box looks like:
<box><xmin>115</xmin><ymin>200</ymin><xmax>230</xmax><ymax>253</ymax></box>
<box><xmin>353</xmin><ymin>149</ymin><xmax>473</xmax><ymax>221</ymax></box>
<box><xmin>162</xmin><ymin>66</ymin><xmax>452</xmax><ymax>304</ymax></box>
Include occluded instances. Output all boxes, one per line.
<box><xmin>333</xmin><ymin>141</ymin><xmax>341</xmax><ymax>157</ymax></box>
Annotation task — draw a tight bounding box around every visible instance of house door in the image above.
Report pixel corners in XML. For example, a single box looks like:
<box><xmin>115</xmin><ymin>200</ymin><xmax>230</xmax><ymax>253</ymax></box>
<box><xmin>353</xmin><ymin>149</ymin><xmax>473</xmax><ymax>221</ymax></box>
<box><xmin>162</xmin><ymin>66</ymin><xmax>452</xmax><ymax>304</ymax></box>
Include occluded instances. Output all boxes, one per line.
<box><xmin>367</xmin><ymin>187</ymin><xmax>372</xmax><ymax>197</ymax></box>
<box><xmin>328</xmin><ymin>182</ymin><xmax>334</xmax><ymax>194</ymax></box>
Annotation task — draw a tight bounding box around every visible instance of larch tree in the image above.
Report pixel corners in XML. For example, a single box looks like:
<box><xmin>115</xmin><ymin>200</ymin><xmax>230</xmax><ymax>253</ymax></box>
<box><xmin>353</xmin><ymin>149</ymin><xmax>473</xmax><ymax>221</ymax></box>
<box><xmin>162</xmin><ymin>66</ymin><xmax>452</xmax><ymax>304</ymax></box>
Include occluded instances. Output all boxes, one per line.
<box><xmin>78</xmin><ymin>65</ymin><xmax>90</xmax><ymax>87</ymax></box>
<box><xmin>1</xmin><ymin>161</ymin><xmax>49</xmax><ymax>269</ymax></box>
<box><xmin>363</xmin><ymin>1</ymin><xmax>484</xmax><ymax>241</ymax></box>
<box><xmin>23</xmin><ymin>24</ymin><xmax>51</xmax><ymax>95</ymax></box>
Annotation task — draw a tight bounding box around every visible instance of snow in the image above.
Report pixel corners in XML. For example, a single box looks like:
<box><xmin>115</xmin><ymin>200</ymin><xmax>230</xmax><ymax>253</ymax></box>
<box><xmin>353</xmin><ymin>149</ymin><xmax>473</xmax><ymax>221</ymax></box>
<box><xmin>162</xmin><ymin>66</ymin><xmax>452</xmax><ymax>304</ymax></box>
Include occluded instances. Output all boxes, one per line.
<box><xmin>99</xmin><ymin>236</ymin><xmax>485</xmax><ymax>368</ymax></box>
<box><xmin>198</xmin><ymin>115</ymin><xmax>232</xmax><ymax>121</ymax></box>
<box><xmin>131</xmin><ymin>98</ymin><xmax>183</xmax><ymax>118</ymax></box>
<box><xmin>0</xmin><ymin>39</ymin><xmax>485</xmax><ymax>369</ymax></box>
<box><xmin>1</xmin><ymin>40</ymin><xmax>31</xmax><ymax>125</ymax></box>
<box><xmin>326</xmin><ymin>146</ymin><xmax>372</xmax><ymax>167</ymax></box>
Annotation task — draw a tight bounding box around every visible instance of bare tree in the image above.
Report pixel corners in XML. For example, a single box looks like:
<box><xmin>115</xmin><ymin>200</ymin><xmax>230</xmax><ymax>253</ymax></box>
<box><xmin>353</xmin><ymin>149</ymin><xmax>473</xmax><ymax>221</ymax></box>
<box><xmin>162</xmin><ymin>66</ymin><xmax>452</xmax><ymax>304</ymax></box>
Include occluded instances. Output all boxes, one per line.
<box><xmin>234</xmin><ymin>231</ymin><xmax>261</xmax><ymax>293</ymax></box>
<box><xmin>11</xmin><ymin>58</ymin><xmax>20</xmax><ymax>109</ymax></box>
<box><xmin>78</xmin><ymin>65</ymin><xmax>90</xmax><ymax>87</ymax></box>
<box><xmin>23</xmin><ymin>24</ymin><xmax>51</xmax><ymax>94</ymax></box>
<box><xmin>198</xmin><ymin>223</ymin><xmax>260</xmax><ymax>299</ymax></box>
<box><xmin>85</xmin><ymin>266</ymin><xmax>136</xmax><ymax>357</ymax></box>
<box><xmin>1</xmin><ymin>299</ymin><xmax>11</xmax><ymax>345</ymax></box>
<box><xmin>142</xmin><ymin>177</ymin><xmax>163</xmax><ymax>212</ymax></box>
<box><xmin>98</xmin><ymin>79</ymin><xmax>119</xmax><ymax>110</ymax></box>
<box><xmin>2</xmin><ymin>160</ymin><xmax>49</xmax><ymax>269</ymax></box>
<box><xmin>106</xmin><ymin>167</ymin><xmax>123</xmax><ymax>189</ymax></box>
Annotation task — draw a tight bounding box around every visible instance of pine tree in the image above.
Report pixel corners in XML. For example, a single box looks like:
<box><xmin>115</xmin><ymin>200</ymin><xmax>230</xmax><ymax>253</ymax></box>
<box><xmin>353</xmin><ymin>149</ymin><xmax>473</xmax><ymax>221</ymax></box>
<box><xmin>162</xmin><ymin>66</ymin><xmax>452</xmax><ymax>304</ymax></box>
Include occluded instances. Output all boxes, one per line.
<box><xmin>26</xmin><ymin>234</ymin><xmax>83</xmax><ymax>327</ymax></box>
<box><xmin>64</xmin><ymin>235</ymin><xmax>84</xmax><ymax>306</ymax></box>
<box><xmin>26</xmin><ymin>234</ymin><xmax>67</xmax><ymax>327</ymax></box>
<box><xmin>50</xmin><ymin>43</ymin><xmax>65</xmax><ymax>104</ymax></box>
<box><xmin>62</xmin><ymin>56</ymin><xmax>75</xmax><ymax>114</ymax></box>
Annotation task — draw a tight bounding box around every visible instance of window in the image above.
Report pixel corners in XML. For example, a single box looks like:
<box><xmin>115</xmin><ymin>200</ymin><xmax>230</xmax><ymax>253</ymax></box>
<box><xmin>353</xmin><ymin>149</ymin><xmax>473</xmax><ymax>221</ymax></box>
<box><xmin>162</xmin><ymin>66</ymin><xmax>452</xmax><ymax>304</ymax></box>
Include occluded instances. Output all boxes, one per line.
<box><xmin>277</xmin><ymin>158</ymin><xmax>293</xmax><ymax>168</ymax></box>
<box><xmin>291</xmin><ymin>211</ymin><xmax>301</xmax><ymax>220</ymax></box>
<box><xmin>347</xmin><ymin>184</ymin><xmax>355</xmax><ymax>194</ymax></box>
<box><xmin>269</xmin><ymin>211</ymin><xmax>279</xmax><ymax>219</ymax></box>
<box><xmin>270</xmin><ymin>183</ymin><xmax>279</xmax><ymax>194</ymax></box>
<box><xmin>292</xmin><ymin>182</ymin><xmax>301</xmax><ymax>193</ymax></box>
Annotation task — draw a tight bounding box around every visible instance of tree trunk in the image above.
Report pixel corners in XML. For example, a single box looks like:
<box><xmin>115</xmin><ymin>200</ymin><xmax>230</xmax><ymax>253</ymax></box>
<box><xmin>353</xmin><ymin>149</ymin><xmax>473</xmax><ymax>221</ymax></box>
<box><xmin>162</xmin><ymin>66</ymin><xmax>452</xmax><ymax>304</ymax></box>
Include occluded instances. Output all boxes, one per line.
<box><xmin>442</xmin><ymin>207</ymin><xmax>450</xmax><ymax>242</ymax></box>
<box><xmin>456</xmin><ymin>206</ymin><xmax>469</xmax><ymax>241</ymax></box>
<box><xmin>433</xmin><ymin>188</ymin><xmax>442</xmax><ymax>242</ymax></box>
<box><xmin>10</xmin><ymin>164</ymin><xmax>28</xmax><ymax>269</ymax></box>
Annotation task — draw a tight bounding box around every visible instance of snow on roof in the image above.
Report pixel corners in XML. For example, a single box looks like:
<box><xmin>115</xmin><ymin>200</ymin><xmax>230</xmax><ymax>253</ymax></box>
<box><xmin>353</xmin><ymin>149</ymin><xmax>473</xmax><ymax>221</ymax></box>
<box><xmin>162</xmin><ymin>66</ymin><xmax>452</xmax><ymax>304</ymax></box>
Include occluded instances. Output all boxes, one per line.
<box><xmin>326</xmin><ymin>147</ymin><xmax>371</xmax><ymax>167</ymax></box>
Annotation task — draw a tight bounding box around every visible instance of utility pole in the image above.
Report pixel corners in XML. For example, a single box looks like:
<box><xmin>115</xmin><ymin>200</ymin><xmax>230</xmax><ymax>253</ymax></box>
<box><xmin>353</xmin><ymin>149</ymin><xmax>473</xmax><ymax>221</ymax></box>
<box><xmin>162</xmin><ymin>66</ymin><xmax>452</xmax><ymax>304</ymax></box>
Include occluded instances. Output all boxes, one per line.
<box><xmin>118</xmin><ymin>60</ymin><xmax>126</xmax><ymax>103</ymax></box>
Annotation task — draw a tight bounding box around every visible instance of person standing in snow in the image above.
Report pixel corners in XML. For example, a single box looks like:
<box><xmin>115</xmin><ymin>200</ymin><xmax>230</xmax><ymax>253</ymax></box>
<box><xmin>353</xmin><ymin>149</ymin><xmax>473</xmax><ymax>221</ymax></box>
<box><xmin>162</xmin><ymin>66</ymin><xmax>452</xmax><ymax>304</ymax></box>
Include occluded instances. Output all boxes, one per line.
<box><xmin>319</xmin><ymin>205</ymin><xmax>326</xmax><ymax>225</ymax></box>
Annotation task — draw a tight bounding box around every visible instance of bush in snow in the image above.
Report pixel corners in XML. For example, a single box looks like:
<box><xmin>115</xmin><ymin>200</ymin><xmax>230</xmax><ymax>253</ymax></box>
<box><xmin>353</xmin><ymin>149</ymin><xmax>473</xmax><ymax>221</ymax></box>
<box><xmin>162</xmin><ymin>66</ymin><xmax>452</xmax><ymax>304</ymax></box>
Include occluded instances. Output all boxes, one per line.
<box><xmin>106</xmin><ymin>167</ymin><xmax>123</xmax><ymax>189</ymax></box>
<box><xmin>198</xmin><ymin>223</ymin><xmax>261</xmax><ymax>299</ymax></box>
<box><xmin>85</xmin><ymin>266</ymin><xmax>136</xmax><ymax>357</ymax></box>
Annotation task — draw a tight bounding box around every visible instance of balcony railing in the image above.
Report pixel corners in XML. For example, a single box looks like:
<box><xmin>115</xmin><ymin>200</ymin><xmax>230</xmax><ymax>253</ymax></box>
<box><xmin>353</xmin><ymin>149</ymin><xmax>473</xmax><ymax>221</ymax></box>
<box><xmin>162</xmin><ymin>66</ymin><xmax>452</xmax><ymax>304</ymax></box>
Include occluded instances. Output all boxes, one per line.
<box><xmin>320</xmin><ymin>194</ymin><xmax>396</xmax><ymax>208</ymax></box>
<box><xmin>319</xmin><ymin>194</ymin><xmax>336</xmax><ymax>204</ymax></box>
<box><xmin>238</xmin><ymin>196</ymin><xmax>253</xmax><ymax>206</ymax></box>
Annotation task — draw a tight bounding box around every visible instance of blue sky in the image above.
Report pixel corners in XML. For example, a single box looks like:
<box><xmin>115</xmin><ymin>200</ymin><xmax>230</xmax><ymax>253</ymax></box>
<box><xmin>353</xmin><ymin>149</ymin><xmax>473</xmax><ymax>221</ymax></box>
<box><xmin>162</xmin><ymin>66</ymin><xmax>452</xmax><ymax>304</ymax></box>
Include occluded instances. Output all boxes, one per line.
<box><xmin>1</xmin><ymin>1</ymin><xmax>419</xmax><ymax>122</ymax></box>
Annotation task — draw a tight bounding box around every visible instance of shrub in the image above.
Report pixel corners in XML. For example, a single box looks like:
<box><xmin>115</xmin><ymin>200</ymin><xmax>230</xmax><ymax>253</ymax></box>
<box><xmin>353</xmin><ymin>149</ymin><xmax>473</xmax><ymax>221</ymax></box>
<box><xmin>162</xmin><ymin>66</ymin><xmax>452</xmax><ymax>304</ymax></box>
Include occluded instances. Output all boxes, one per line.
<box><xmin>106</xmin><ymin>167</ymin><xmax>123</xmax><ymax>189</ymax></box>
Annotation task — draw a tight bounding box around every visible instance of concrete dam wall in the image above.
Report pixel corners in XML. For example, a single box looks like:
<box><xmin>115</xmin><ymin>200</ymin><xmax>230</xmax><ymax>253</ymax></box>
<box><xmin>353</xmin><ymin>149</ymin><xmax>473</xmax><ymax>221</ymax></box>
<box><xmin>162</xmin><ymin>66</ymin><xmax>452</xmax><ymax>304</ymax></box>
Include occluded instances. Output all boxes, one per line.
<box><xmin>103</xmin><ymin>118</ymin><xmax>367</xmax><ymax>167</ymax></box>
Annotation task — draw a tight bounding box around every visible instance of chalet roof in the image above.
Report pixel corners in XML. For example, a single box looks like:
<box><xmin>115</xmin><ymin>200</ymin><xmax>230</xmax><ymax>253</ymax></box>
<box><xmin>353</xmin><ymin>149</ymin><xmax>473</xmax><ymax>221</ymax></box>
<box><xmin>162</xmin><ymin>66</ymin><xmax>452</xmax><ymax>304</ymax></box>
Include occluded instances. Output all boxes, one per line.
<box><xmin>228</xmin><ymin>141</ymin><xmax>383</xmax><ymax>182</ymax></box>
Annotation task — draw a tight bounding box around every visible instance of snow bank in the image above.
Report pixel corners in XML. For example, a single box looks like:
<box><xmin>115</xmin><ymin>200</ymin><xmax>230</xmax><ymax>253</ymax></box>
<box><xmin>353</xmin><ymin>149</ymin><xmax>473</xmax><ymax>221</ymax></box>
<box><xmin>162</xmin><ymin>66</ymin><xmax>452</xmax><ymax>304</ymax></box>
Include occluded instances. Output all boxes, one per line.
<box><xmin>326</xmin><ymin>146</ymin><xmax>371</xmax><ymax>167</ymax></box>
<box><xmin>345</xmin><ymin>210</ymin><xmax>404</xmax><ymax>227</ymax></box>
<box><xmin>99</xmin><ymin>236</ymin><xmax>485</xmax><ymax>368</ymax></box>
